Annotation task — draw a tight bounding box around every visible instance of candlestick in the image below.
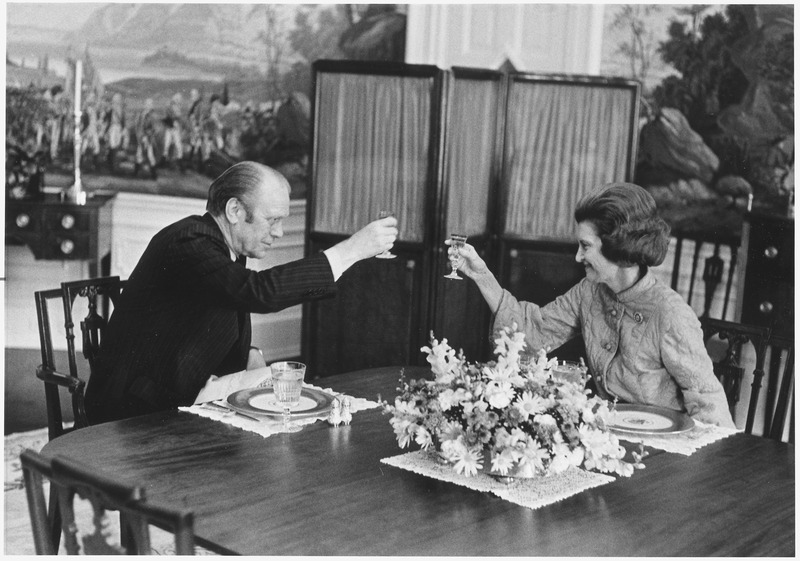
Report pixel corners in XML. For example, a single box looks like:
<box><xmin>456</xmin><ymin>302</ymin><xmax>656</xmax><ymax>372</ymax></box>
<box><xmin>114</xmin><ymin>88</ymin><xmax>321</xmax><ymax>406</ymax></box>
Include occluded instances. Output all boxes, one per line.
<box><xmin>68</xmin><ymin>59</ymin><xmax>85</xmax><ymax>205</ymax></box>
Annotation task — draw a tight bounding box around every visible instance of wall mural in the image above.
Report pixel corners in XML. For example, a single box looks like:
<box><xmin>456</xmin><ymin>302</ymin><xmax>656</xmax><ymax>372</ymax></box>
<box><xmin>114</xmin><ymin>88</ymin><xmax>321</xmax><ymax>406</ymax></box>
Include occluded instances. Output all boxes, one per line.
<box><xmin>6</xmin><ymin>2</ymin><xmax>793</xmax><ymax>237</ymax></box>
<box><xmin>5</xmin><ymin>3</ymin><xmax>407</xmax><ymax>199</ymax></box>
<box><xmin>601</xmin><ymin>4</ymin><xmax>793</xmax><ymax>237</ymax></box>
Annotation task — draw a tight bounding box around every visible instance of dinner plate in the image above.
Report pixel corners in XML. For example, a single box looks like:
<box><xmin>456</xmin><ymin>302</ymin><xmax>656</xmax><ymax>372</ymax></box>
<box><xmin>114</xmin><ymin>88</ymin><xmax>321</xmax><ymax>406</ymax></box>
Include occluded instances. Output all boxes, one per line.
<box><xmin>608</xmin><ymin>403</ymin><xmax>695</xmax><ymax>435</ymax></box>
<box><xmin>227</xmin><ymin>387</ymin><xmax>335</xmax><ymax>419</ymax></box>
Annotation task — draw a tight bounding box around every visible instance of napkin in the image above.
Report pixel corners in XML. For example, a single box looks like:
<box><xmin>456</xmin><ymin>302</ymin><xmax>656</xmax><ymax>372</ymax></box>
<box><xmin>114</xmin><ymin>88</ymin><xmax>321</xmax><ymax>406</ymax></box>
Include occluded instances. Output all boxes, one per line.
<box><xmin>193</xmin><ymin>366</ymin><xmax>272</xmax><ymax>405</ymax></box>
<box><xmin>614</xmin><ymin>420</ymin><xmax>741</xmax><ymax>456</ymax></box>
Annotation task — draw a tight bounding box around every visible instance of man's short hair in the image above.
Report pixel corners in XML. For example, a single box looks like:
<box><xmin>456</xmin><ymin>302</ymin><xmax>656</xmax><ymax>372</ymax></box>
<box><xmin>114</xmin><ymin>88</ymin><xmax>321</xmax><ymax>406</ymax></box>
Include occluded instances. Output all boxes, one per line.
<box><xmin>574</xmin><ymin>182</ymin><xmax>671</xmax><ymax>267</ymax></box>
<box><xmin>206</xmin><ymin>161</ymin><xmax>288</xmax><ymax>223</ymax></box>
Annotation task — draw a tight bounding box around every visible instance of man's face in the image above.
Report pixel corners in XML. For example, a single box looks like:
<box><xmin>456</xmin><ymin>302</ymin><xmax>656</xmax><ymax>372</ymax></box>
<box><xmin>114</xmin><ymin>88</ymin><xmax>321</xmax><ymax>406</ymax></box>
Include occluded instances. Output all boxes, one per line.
<box><xmin>230</xmin><ymin>182</ymin><xmax>290</xmax><ymax>259</ymax></box>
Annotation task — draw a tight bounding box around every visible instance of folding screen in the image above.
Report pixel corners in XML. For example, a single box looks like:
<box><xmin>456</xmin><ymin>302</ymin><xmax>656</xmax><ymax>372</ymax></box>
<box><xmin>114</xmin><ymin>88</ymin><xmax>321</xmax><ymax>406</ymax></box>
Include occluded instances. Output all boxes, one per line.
<box><xmin>304</xmin><ymin>62</ymin><xmax>640</xmax><ymax>376</ymax></box>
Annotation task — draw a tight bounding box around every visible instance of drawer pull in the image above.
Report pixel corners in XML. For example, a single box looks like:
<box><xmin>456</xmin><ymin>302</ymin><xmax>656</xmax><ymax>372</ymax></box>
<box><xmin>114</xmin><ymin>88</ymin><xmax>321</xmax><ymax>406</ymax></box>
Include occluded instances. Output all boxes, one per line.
<box><xmin>763</xmin><ymin>246</ymin><xmax>778</xmax><ymax>259</ymax></box>
<box><xmin>61</xmin><ymin>214</ymin><xmax>76</xmax><ymax>230</ymax></box>
<box><xmin>15</xmin><ymin>213</ymin><xmax>30</xmax><ymax>228</ymax></box>
<box><xmin>60</xmin><ymin>240</ymin><xmax>75</xmax><ymax>255</ymax></box>
<box><xmin>510</xmin><ymin>249</ymin><xmax>519</xmax><ymax>259</ymax></box>
<box><xmin>406</xmin><ymin>259</ymin><xmax>416</xmax><ymax>271</ymax></box>
<box><xmin>759</xmin><ymin>301</ymin><xmax>774</xmax><ymax>315</ymax></box>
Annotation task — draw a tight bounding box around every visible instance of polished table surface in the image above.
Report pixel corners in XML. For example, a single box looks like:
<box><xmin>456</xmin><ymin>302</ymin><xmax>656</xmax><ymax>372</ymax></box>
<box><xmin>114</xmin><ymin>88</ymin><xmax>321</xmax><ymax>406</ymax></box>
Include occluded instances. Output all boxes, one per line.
<box><xmin>42</xmin><ymin>366</ymin><xmax>795</xmax><ymax>556</ymax></box>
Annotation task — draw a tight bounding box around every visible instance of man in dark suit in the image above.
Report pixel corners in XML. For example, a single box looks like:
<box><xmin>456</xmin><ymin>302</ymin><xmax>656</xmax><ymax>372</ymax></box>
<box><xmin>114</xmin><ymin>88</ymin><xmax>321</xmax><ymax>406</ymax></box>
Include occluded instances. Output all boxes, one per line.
<box><xmin>85</xmin><ymin>161</ymin><xmax>397</xmax><ymax>423</ymax></box>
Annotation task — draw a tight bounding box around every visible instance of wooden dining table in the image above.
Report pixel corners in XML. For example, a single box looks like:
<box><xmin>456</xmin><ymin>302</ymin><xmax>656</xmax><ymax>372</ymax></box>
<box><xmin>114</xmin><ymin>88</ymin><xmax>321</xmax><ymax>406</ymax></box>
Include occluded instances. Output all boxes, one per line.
<box><xmin>41</xmin><ymin>366</ymin><xmax>795</xmax><ymax>556</ymax></box>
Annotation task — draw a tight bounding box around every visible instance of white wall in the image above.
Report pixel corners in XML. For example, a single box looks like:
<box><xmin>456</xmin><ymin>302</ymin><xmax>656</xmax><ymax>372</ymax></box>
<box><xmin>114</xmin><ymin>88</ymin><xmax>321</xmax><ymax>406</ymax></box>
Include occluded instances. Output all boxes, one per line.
<box><xmin>406</xmin><ymin>4</ymin><xmax>605</xmax><ymax>74</ymax></box>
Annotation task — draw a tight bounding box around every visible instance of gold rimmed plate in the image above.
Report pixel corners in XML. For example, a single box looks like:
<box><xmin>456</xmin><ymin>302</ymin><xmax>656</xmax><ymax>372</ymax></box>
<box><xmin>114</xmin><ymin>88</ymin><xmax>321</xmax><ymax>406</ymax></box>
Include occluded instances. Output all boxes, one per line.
<box><xmin>609</xmin><ymin>403</ymin><xmax>695</xmax><ymax>435</ymax></box>
<box><xmin>227</xmin><ymin>387</ymin><xmax>335</xmax><ymax>419</ymax></box>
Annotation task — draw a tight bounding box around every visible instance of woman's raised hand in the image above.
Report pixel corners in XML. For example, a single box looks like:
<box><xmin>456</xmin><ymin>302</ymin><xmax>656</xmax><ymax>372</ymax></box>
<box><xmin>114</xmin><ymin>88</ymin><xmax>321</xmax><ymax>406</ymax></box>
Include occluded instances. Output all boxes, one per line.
<box><xmin>444</xmin><ymin>239</ymin><xmax>490</xmax><ymax>279</ymax></box>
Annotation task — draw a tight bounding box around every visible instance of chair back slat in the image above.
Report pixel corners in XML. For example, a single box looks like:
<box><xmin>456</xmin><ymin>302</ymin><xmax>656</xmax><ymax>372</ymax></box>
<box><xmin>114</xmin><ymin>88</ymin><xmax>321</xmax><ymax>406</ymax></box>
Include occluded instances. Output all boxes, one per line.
<box><xmin>61</xmin><ymin>277</ymin><xmax>126</xmax><ymax>379</ymax></box>
<box><xmin>20</xmin><ymin>450</ymin><xmax>196</xmax><ymax>555</ymax></box>
<box><xmin>34</xmin><ymin>289</ymin><xmax>71</xmax><ymax>441</ymax></box>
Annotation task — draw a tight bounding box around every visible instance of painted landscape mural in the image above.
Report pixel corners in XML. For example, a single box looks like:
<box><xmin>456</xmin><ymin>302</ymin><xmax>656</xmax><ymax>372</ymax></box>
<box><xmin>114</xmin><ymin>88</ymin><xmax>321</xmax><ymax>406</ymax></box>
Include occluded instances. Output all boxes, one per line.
<box><xmin>6</xmin><ymin>3</ymin><xmax>406</xmax><ymax>198</ymax></box>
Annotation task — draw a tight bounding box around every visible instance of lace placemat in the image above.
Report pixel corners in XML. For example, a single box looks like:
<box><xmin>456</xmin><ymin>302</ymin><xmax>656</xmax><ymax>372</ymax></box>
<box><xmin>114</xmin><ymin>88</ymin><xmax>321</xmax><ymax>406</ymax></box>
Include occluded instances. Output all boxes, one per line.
<box><xmin>179</xmin><ymin>383</ymin><xmax>379</xmax><ymax>438</ymax></box>
<box><xmin>614</xmin><ymin>421</ymin><xmax>741</xmax><ymax>456</ymax></box>
<box><xmin>381</xmin><ymin>450</ymin><xmax>616</xmax><ymax>511</ymax></box>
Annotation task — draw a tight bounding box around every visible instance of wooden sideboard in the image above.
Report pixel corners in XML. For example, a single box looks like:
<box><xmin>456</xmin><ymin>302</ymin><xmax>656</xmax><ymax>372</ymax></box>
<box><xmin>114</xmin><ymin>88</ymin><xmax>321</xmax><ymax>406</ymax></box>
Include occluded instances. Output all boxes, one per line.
<box><xmin>6</xmin><ymin>193</ymin><xmax>114</xmax><ymax>277</ymax></box>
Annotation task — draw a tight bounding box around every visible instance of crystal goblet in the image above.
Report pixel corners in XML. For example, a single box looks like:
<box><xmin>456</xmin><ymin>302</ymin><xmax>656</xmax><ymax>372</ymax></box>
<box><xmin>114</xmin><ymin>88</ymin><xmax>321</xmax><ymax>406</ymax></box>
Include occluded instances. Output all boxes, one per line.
<box><xmin>444</xmin><ymin>233</ymin><xmax>468</xmax><ymax>280</ymax></box>
<box><xmin>271</xmin><ymin>361</ymin><xmax>306</xmax><ymax>433</ymax></box>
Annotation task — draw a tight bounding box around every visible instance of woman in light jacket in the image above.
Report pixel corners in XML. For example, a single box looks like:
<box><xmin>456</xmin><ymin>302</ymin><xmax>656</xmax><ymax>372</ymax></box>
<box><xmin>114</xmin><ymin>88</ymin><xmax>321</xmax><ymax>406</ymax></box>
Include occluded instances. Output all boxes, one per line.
<box><xmin>449</xmin><ymin>182</ymin><xmax>734</xmax><ymax>428</ymax></box>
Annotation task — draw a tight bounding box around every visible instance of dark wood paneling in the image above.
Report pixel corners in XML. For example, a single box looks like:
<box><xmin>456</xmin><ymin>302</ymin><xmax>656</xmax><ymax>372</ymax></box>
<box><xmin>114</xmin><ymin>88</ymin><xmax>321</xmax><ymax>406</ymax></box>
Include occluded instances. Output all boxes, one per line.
<box><xmin>304</xmin><ymin>241</ymin><xmax>428</xmax><ymax>378</ymax></box>
<box><xmin>739</xmin><ymin>213</ymin><xmax>794</xmax><ymax>340</ymax></box>
<box><xmin>431</xmin><ymin>236</ymin><xmax>494</xmax><ymax>362</ymax></box>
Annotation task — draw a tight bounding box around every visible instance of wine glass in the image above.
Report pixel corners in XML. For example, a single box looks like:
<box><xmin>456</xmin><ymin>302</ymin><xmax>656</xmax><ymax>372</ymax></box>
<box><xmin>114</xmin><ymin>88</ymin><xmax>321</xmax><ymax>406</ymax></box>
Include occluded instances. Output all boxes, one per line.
<box><xmin>271</xmin><ymin>361</ymin><xmax>306</xmax><ymax>432</ymax></box>
<box><xmin>375</xmin><ymin>210</ymin><xmax>397</xmax><ymax>259</ymax></box>
<box><xmin>444</xmin><ymin>233</ymin><xmax>468</xmax><ymax>280</ymax></box>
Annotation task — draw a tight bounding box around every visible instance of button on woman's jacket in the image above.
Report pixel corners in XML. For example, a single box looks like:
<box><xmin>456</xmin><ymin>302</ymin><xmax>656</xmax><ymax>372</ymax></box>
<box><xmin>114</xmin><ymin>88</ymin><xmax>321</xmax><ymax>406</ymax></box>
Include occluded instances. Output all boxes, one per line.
<box><xmin>493</xmin><ymin>270</ymin><xmax>735</xmax><ymax>428</ymax></box>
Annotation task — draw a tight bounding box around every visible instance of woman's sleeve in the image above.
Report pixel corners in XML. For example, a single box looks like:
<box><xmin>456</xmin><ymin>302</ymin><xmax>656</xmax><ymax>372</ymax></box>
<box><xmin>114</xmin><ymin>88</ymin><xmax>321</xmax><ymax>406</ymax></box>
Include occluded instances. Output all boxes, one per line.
<box><xmin>660</xmin><ymin>307</ymin><xmax>736</xmax><ymax>428</ymax></box>
<box><xmin>492</xmin><ymin>283</ymin><xmax>583</xmax><ymax>352</ymax></box>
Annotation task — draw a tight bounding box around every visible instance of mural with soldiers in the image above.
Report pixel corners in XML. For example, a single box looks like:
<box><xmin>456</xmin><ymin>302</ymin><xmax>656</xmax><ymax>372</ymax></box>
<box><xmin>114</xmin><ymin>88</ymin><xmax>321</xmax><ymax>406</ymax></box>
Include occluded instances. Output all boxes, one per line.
<box><xmin>6</xmin><ymin>4</ymin><xmax>407</xmax><ymax>198</ymax></box>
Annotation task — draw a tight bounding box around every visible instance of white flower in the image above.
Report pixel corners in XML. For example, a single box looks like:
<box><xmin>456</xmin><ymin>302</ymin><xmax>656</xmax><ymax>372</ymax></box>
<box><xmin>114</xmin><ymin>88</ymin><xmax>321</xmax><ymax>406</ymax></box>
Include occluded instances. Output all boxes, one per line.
<box><xmin>490</xmin><ymin>448</ymin><xmax>517</xmax><ymax>475</ymax></box>
<box><xmin>414</xmin><ymin>425</ymin><xmax>433</xmax><ymax>449</ymax></box>
<box><xmin>517</xmin><ymin>436</ymin><xmax>550</xmax><ymax>475</ymax></box>
<box><xmin>389</xmin><ymin>418</ymin><xmax>415</xmax><ymax>448</ymax></box>
<box><xmin>515</xmin><ymin>391</ymin><xmax>547</xmax><ymax>419</ymax></box>
<box><xmin>421</xmin><ymin>336</ymin><xmax>461</xmax><ymax>383</ymax></box>
<box><xmin>393</xmin><ymin>398</ymin><xmax>419</xmax><ymax>417</ymax></box>
<box><xmin>453</xmin><ymin>446</ymin><xmax>483</xmax><ymax>476</ymax></box>
<box><xmin>462</xmin><ymin>399</ymin><xmax>488</xmax><ymax>416</ymax></box>
<box><xmin>533</xmin><ymin>413</ymin><xmax>558</xmax><ymax>427</ymax></box>
<box><xmin>484</xmin><ymin>381</ymin><xmax>515</xmax><ymax>409</ymax></box>
<box><xmin>549</xmin><ymin>442</ymin><xmax>583</xmax><ymax>473</ymax></box>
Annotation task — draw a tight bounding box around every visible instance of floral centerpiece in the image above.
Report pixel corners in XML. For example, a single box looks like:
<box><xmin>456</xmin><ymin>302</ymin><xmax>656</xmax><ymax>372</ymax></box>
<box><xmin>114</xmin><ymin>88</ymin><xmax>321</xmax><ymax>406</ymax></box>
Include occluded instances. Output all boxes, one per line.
<box><xmin>382</xmin><ymin>326</ymin><xmax>644</xmax><ymax>478</ymax></box>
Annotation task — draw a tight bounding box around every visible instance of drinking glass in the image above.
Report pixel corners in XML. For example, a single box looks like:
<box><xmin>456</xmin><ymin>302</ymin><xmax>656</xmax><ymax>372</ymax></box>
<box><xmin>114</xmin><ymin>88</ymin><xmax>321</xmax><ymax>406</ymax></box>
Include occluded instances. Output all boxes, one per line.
<box><xmin>552</xmin><ymin>360</ymin><xmax>588</xmax><ymax>386</ymax></box>
<box><xmin>444</xmin><ymin>234</ymin><xmax>468</xmax><ymax>280</ymax></box>
<box><xmin>271</xmin><ymin>361</ymin><xmax>306</xmax><ymax>432</ymax></box>
<box><xmin>375</xmin><ymin>210</ymin><xmax>397</xmax><ymax>259</ymax></box>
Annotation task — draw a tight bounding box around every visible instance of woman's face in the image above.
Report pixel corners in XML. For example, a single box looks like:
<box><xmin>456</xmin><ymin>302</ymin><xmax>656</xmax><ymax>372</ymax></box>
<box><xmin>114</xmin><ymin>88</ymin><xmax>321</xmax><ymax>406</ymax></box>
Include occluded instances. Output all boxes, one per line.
<box><xmin>575</xmin><ymin>221</ymin><xmax>618</xmax><ymax>285</ymax></box>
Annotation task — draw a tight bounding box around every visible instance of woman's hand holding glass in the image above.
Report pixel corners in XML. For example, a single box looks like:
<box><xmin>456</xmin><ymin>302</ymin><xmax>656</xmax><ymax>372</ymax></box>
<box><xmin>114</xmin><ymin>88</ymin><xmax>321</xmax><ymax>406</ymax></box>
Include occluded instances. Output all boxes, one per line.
<box><xmin>444</xmin><ymin>238</ymin><xmax>491</xmax><ymax>280</ymax></box>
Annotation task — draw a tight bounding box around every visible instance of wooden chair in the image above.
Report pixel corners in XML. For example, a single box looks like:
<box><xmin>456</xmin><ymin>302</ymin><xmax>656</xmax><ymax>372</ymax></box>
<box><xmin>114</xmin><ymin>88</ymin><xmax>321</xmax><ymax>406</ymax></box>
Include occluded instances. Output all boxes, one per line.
<box><xmin>34</xmin><ymin>276</ymin><xmax>126</xmax><ymax>441</ymax></box>
<box><xmin>701</xmin><ymin>318</ymin><xmax>771</xmax><ymax>434</ymax></box>
<box><xmin>60</xmin><ymin>276</ymin><xmax>126</xmax><ymax>387</ymax></box>
<box><xmin>762</xmin><ymin>335</ymin><xmax>794</xmax><ymax>443</ymax></box>
<box><xmin>35</xmin><ymin>277</ymin><xmax>126</xmax><ymax>551</ymax></box>
<box><xmin>20</xmin><ymin>449</ymin><xmax>196</xmax><ymax>555</ymax></box>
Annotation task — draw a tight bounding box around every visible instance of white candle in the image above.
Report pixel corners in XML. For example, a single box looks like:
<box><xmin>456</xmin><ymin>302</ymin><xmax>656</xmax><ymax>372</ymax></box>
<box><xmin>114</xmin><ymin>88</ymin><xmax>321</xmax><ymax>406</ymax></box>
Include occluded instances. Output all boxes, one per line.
<box><xmin>74</xmin><ymin>59</ymin><xmax>82</xmax><ymax>116</ymax></box>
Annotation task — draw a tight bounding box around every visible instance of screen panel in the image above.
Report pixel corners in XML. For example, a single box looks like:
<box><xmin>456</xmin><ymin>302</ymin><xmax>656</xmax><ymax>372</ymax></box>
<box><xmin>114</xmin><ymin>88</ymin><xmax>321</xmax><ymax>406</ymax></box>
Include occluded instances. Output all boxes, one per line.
<box><xmin>502</xmin><ymin>76</ymin><xmax>640</xmax><ymax>241</ymax></box>
<box><xmin>312</xmin><ymin>71</ymin><xmax>436</xmax><ymax>242</ymax></box>
<box><xmin>443</xmin><ymin>75</ymin><xmax>502</xmax><ymax>236</ymax></box>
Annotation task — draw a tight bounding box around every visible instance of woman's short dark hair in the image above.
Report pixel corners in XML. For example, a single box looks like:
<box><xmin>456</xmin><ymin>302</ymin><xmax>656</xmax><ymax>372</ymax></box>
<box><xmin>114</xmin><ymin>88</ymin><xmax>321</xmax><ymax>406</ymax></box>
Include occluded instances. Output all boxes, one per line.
<box><xmin>206</xmin><ymin>161</ymin><xmax>286</xmax><ymax>223</ymax></box>
<box><xmin>574</xmin><ymin>182</ymin><xmax>670</xmax><ymax>267</ymax></box>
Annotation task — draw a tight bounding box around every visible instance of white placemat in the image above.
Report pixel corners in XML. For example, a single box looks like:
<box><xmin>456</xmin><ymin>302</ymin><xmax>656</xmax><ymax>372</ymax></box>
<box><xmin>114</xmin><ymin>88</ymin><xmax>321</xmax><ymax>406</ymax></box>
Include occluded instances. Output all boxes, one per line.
<box><xmin>614</xmin><ymin>421</ymin><xmax>741</xmax><ymax>455</ymax></box>
<box><xmin>180</xmin><ymin>383</ymin><xmax>379</xmax><ymax>438</ymax></box>
<box><xmin>381</xmin><ymin>450</ymin><xmax>616</xmax><ymax>511</ymax></box>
